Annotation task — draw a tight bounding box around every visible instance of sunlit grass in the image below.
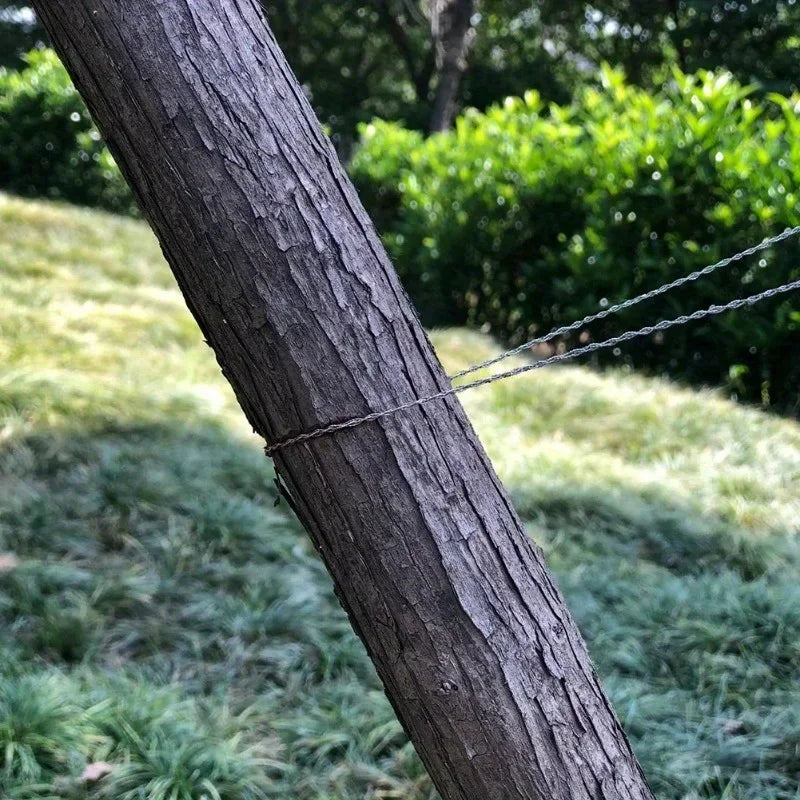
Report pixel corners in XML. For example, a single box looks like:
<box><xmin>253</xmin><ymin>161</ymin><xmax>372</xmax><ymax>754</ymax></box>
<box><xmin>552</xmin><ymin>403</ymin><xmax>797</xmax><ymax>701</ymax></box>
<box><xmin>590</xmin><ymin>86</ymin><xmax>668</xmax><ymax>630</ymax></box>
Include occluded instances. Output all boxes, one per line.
<box><xmin>1</xmin><ymin>192</ymin><xmax>799</xmax><ymax>799</ymax></box>
<box><xmin>440</xmin><ymin>327</ymin><xmax>800</xmax><ymax>536</ymax></box>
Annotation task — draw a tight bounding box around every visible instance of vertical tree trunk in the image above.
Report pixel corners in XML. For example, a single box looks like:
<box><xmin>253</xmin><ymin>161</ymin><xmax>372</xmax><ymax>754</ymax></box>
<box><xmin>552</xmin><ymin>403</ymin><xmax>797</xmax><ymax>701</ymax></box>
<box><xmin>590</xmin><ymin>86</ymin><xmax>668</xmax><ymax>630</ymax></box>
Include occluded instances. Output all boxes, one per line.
<box><xmin>428</xmin><ymin>0</ymin><xmax>476</xmax><ymax>131</ymax></box>
<box><xmin>31</xmin><ymin>2</ymin><xmax>654</xmax><ymax>798</ymax></box>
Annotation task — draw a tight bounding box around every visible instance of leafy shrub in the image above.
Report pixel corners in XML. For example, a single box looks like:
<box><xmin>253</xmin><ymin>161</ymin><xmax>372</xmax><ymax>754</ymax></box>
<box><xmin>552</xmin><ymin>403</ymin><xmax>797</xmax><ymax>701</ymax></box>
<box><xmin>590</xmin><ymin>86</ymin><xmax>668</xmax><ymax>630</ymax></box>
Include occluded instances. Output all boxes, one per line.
<box><xmin>351</xmin><ymin>67</ymin><xmax>800</xmax><ymax>411</ymax></box>
<box><xmin>0</xmin><ymin>49</ymin><xmax>134</xmax><ymax>214</ymax></box>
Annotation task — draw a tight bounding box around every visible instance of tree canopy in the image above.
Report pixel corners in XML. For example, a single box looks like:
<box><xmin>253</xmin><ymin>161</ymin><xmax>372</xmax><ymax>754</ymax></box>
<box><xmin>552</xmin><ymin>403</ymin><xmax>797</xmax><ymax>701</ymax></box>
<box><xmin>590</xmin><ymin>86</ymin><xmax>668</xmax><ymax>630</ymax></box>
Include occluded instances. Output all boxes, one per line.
<box><xmin>262</xmin><ymin>1</ymin><xmax>800</xmax><ymax>146</ymax></box>
<box><xmin>4</xmin><ymin>1</ymin><xmax>800</xmax><ymax>145</ymax></box>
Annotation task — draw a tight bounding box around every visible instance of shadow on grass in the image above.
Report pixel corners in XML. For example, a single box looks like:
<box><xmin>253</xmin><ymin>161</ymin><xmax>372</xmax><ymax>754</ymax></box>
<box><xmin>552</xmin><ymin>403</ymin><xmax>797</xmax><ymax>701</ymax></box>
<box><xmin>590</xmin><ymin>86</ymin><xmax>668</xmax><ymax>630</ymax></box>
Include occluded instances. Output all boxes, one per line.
<box><xmin>515</xmin><ymin>482</ymin><xmax>799</xmax><ymax>579</ymax></box>
<box><xmin>0</xmin><ymin>420</ymin><xmax>370</xmax><ymax>682</ymax></box>
<box><xmin>1</xmin><ymin>420</ymin><xmax>799</xmax><ymax>799</ymax></box>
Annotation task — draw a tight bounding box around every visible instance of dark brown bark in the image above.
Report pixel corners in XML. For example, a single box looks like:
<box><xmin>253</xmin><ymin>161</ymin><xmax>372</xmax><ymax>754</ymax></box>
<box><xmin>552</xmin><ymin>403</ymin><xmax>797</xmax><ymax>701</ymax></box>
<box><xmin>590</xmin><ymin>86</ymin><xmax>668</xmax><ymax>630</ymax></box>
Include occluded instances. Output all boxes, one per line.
<box><xmin>31</xmin><ymin>1</ymin><xmax>654</xmax><ymax>798</ymax></box>
<box><xmin>428</xmin><ymin>0</ymin><xmax>477</xmax><ymax>131</ymax></box>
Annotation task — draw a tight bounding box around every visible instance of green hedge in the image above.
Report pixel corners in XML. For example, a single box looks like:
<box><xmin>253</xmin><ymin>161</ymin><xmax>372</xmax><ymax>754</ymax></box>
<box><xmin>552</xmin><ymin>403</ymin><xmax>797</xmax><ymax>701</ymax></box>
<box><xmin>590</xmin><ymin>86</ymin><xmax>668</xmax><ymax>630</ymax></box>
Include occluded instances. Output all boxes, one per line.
<box><xmin>0</xmin><ymin>49</ymin><xmax>134</xmax><ymax>214</ymax></box>
<box><xmin>351</xmin><ymin>67</ymin><xmax>800</xmax><ymax>412</ymax></box>
<box><xmin>2</xmin><ymin>51</ymin><xmax>799</xmax><ymax>409</ymax></box>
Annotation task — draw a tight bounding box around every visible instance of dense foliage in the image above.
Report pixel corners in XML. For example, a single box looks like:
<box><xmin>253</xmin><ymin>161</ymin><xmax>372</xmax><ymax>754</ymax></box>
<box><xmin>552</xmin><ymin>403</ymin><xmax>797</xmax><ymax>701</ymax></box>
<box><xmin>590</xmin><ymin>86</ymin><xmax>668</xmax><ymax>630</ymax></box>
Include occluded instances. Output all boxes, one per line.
<box><xmin>0</xmin><ymin>49</ymin><xmax>133</xmax><ymax>213</ymax></box>
<box><xmin>260</xmin><ymin>1</ymin><xmax>800</xmax><ymax>144</ymax></box>
<box><xmin>2</xmin><ymin>47</ymin><xmax>798</xmax><ymax>409</ymax></box>
<box><xmin>0</xmin><ymin>4</ymin><xmax>43</xmax><ymax>70</ymax></box>
<box><xmin>351</xmin><ymin>68</ymin><xmax>800</xmax><ymax>411</ymax></box>
<box><xmin>4</xmin><ymin>2</ymin><xmax>799</xmax><ymax>147</ymax></box>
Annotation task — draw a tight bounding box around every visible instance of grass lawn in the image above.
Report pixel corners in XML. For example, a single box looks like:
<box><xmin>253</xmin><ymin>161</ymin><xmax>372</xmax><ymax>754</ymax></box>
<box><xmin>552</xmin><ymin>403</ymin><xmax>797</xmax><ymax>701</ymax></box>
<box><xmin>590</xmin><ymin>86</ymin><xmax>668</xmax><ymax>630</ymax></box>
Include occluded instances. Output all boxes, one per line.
<box><xmin>1</xmin><ymin>192</ymin><xmax>799</xmax><ymax>799</ymax></box>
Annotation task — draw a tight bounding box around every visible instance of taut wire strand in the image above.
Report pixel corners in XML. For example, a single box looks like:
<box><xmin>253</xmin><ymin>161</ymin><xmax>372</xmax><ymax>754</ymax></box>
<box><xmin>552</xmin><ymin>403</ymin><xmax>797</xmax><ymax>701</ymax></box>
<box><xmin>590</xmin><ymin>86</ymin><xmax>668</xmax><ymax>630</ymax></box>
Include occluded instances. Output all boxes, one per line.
<box><xmin>265</xmin><ymin>275</ymin><xmax>800</xmax><ymax>456</ymax></box>
<box><xmin>450</xmin><ymin>225</ymin><xmax>800</xmax><ymax>379</ymax></box>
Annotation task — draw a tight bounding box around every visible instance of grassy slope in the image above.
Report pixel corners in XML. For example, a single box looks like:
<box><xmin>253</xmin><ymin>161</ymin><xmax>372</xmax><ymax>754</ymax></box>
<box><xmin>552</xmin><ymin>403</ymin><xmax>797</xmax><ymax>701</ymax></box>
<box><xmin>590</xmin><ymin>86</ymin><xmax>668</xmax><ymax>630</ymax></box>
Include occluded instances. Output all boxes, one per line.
<box><xmin>1</xmin><ymin>192</ymin><xmax>799</xmax><ymax>799</ymax></box>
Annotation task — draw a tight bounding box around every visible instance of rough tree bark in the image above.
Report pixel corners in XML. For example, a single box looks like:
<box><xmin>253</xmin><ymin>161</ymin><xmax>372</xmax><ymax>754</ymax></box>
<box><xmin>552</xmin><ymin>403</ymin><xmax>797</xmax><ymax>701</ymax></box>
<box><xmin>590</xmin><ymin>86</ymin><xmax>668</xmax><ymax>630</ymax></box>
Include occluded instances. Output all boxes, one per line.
<box><xmin>428</xmin><ymin>0</ymin><xmax>477</xmax><ymax>131</ymax></box>
<box><xmin>32</xmin><ymin>2</ymin><xmax>654</xmax><ymax>798</ymax></box>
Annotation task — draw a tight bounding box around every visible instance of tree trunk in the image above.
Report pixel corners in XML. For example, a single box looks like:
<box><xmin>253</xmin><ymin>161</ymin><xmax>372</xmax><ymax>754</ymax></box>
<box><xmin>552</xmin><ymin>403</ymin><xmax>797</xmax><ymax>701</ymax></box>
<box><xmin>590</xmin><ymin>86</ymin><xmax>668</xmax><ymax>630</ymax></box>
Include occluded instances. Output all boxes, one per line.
<box><xmin>428</xmin><ymin>0</ymin><xmax>476</xmax><ymax>131</ymax></box>
<box><xmin>31</xmin><ymin>2</ymin><xmax>654</xmax><ymax>798</ymax></box>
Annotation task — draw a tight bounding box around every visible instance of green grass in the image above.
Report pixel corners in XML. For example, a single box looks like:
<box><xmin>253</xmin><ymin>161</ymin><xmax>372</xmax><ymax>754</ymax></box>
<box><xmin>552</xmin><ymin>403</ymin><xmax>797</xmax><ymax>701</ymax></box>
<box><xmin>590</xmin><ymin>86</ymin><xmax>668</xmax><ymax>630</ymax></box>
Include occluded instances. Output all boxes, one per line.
<box><xmin>0</xmin><ymin>191</ymin><xmax>799</xmax><ymax>799</ymax></box>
